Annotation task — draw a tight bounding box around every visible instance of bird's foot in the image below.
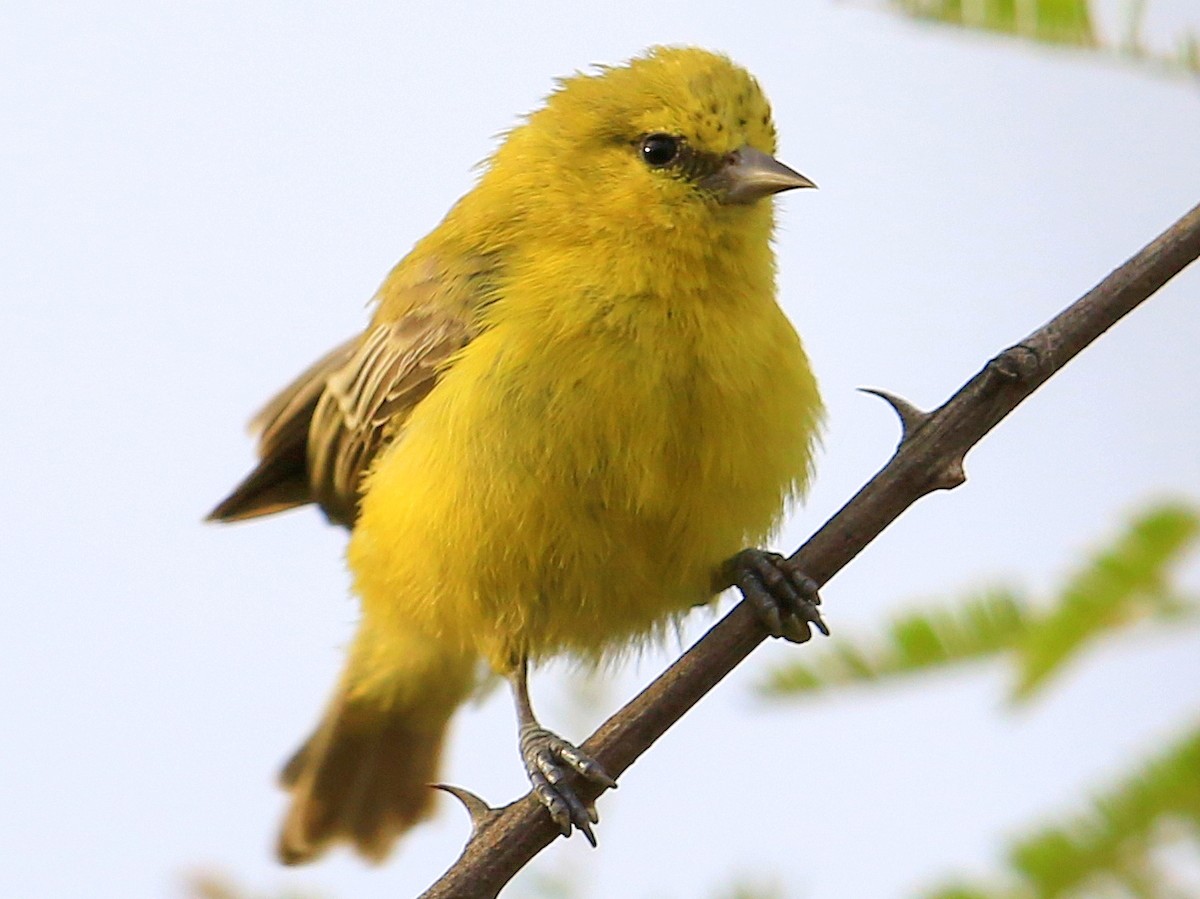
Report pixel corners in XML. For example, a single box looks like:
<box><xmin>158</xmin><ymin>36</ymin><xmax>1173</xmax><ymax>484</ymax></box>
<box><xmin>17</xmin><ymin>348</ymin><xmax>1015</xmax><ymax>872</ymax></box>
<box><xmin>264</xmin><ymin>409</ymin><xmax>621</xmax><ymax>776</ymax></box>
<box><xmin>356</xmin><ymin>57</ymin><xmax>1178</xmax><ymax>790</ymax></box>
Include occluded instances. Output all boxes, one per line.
<box><xmin>519</xmin><ymin>724</ymin><xmax>616</xmax><ymax>846</ymax></box>
<box><xmin>731</xmin><ymin>548</ymin><xmax>829</xmax><ymax>643</ymax></box>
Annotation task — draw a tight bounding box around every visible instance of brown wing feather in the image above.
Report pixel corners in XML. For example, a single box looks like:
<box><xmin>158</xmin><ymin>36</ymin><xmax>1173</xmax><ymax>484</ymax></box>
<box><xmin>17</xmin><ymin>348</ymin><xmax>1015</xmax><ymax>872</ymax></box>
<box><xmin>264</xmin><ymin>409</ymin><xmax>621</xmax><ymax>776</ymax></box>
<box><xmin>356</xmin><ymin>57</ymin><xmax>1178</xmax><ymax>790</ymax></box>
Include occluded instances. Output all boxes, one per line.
<box><xmin>306</xmin><ymin>314</ymin><xmax>471</xmax><ymax>526</ymax></box>
<box><xmin>208</xmin><ymin>316</ymin><xmax>471</xmax><ymax>527</ymax></box>
<box><xmin>206</xmin><ymin>338</ymin><xmax>359</xmax><ymax>524</ymax></box>
<box><xmin>209</xmin><ymin>252</ymin><xmax>490</xmax><ymax>528</ymax></box>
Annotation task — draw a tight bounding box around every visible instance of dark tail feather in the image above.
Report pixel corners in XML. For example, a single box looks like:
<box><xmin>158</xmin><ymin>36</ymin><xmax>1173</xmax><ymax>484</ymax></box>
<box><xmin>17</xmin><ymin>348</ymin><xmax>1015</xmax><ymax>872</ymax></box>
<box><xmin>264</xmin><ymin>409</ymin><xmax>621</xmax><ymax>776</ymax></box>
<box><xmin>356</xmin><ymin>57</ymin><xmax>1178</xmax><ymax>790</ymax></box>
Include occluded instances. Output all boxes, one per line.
<box><xmin>277</xmin><ymin>656</ymin><xmax>474</xmax><ymax>864</ymax></box>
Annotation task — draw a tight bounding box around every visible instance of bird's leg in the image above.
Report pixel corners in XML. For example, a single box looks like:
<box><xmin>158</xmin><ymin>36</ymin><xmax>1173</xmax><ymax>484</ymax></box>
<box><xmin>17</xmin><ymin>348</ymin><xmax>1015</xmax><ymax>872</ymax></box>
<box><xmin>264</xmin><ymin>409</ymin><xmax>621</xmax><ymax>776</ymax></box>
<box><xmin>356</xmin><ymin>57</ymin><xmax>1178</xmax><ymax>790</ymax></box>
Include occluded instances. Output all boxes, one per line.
<box><xmin>720</xmin><ymin>548</ymin><xmax>829</xmax><ymax>643</ymax></box>
<box><xmin>509</xmin><ymin>658</ymin><xmax>616</xmax><ymax>846</ymax></box>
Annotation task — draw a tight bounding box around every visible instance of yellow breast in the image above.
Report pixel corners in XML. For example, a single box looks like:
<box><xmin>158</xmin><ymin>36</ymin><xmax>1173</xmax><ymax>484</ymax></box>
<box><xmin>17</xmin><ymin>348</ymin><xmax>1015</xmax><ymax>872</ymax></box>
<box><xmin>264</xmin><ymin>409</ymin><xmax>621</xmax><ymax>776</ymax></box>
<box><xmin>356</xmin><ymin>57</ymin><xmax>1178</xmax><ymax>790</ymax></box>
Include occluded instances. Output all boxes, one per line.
<box><xmin>348</xmin><ymin>272</ymin><xmax>821</xmax><ymax>670</ymax></box>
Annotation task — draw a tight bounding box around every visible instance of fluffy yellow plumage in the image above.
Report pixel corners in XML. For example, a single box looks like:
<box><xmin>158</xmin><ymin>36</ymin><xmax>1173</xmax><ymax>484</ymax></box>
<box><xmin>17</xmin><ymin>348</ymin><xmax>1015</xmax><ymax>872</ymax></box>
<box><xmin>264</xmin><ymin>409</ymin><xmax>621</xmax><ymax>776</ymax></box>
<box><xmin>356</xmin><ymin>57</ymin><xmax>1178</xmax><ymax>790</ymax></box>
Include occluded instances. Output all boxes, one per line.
<box><xmin>211</xmin><ymin>46</ymin><xmax>822</xmax><ymax>864</ymax></box>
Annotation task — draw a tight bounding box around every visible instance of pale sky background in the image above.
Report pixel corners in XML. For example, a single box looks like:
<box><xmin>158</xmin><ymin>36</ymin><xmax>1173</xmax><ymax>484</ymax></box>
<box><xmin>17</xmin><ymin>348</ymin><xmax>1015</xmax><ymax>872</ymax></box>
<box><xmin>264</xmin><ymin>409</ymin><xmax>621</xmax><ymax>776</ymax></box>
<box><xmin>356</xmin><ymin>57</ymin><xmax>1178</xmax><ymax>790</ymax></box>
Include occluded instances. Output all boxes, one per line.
<box><xmin>2</xmin><ymin>2</ymin><xmax>1199</xmax><ymax>898</ymax></box>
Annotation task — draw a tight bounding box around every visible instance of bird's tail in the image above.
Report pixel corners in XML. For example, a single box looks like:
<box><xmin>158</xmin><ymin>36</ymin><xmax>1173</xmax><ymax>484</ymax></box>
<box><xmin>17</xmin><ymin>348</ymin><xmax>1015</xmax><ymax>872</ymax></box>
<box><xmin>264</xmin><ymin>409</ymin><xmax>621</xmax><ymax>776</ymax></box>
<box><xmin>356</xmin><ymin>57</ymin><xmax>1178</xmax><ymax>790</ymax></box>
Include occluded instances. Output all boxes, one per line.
<box><xmin>277</xmin><ymin>637</ymin><xmax>476</xmax><ymax>865</ymax></box>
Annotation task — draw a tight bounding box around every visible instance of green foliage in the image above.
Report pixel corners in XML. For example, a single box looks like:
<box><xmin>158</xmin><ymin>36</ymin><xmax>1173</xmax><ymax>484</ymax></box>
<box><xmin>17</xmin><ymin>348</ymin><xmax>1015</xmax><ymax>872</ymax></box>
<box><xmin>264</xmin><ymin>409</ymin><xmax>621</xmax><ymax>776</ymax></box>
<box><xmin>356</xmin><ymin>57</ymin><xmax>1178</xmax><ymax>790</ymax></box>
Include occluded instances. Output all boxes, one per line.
<box><xmin>885</xmin><ymin>0</ymin><xmax>1200</xmax><ymax>75</ymax></box>
<box><xmin>762</xmin><ymin>500</ymin><xmax>1200</xmax><ymax>899</ymax></box>
<box><xmin>924</xmin><ymin>725</ymin><xmax>1200</xmax><ymax>898</ymax></box>
<box><xmin>759</xmin><ymin>587</ymin><xmax>1028</xmax><ymax>696</ymax></box>
<box><xmin>1014</xmin><ymin>504</ymin><xmax>1199</xmax><ymax>700</ymax></box>
<box><xmin>759</xmin><ymin>502</ymin><xmax>1199</xmax><ymax>703</ymax></box>
<box><xmin>892</xmin><ymin>0</ymin><xmax>1095</xmax><ymax>47</ymax></box>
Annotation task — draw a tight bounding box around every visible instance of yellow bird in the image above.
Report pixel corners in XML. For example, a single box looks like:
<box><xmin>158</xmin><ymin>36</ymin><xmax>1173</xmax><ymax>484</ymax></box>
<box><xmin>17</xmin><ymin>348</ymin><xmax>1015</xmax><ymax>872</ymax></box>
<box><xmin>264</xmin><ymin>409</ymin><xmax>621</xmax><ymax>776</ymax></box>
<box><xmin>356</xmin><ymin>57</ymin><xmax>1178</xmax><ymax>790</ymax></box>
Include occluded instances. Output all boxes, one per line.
<box><xmin>210</xmin><ymin>45</ymin><xmax>824</xmax><ymax>864</ymax></box>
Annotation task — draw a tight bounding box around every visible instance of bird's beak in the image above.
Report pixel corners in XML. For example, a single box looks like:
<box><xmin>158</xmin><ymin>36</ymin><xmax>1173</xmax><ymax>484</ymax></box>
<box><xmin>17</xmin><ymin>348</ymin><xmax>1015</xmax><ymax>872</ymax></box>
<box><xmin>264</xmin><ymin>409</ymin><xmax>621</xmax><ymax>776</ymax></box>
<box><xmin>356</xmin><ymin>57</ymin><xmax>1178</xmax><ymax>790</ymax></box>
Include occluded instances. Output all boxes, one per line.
<box><xmin>703</xmin><ymin>146</ymin><xmax>816</xmax><ymax>205</ymax></box>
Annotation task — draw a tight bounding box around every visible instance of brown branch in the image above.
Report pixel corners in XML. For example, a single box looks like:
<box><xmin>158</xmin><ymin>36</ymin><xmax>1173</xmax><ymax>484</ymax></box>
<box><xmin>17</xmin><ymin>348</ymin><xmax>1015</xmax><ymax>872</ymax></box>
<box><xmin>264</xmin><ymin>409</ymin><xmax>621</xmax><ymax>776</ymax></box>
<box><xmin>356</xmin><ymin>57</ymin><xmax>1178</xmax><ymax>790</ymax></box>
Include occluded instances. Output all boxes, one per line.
<box><xmin>421</xmin><ymin>200</ymin><xmax>1200</xmax><ymax>898</ymax></box>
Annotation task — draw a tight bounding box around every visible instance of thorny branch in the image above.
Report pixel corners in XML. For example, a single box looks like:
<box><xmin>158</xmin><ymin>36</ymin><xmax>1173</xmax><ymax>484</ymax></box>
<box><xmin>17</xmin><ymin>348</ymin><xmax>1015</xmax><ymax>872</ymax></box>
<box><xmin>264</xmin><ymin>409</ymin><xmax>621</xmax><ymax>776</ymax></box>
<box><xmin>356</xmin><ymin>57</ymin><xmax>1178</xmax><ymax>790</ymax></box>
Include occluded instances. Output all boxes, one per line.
<box><xmin>422</xmin><ymin>201</ymin><xmax>1200</xmax><ymax>898</ymax></box>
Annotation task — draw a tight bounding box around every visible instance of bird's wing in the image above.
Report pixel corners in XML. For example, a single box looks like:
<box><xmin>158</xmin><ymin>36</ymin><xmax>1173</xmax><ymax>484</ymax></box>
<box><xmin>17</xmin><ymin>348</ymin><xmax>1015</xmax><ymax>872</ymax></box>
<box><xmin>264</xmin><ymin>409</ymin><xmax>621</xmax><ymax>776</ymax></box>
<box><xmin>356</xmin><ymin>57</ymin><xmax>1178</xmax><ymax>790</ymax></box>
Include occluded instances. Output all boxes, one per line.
<box><xmin>208</xmin><ymin>257</ymin><xmax>485</xmax><ymax>527</ymax></box>
<box><xmin>305</xmin><ymin>311</ymin><xmax>472</xmax><ymax>525</ymax></box>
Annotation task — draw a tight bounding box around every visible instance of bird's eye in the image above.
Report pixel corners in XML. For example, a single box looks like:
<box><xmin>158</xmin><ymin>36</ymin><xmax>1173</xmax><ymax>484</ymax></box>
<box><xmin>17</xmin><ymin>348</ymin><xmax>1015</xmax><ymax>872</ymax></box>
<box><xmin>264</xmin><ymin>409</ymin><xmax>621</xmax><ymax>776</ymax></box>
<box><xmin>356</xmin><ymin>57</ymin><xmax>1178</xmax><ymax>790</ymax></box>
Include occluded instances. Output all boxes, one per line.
<box><xmin>640</xmin><ymin>134</ymin><xmax>680</xmax><ymax>167</ymax></box>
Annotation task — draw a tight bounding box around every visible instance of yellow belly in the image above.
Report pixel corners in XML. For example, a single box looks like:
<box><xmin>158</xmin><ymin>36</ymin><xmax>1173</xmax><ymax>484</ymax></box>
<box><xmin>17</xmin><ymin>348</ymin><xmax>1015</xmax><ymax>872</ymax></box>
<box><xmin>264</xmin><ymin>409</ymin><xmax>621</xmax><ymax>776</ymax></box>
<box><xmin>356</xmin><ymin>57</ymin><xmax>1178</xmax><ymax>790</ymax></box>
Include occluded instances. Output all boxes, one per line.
<box><xmin>348</xmin><ymin>293</ymin><xmax>821</xmax><ymax>672</ymax></box>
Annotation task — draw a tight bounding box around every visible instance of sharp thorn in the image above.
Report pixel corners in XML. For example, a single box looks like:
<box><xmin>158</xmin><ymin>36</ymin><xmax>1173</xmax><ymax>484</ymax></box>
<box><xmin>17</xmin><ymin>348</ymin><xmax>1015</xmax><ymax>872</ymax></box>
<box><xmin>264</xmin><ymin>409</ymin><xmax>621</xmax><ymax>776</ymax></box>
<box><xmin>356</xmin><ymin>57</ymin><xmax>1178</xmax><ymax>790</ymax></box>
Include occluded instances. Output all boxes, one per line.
<box><xmin>431</xmin><ymin>783</ymin><xmax>497</xmax><ymax>832</ymax></box>
<box><xmin>858</xmin><ymin>387</ymin><xmax>930</xmax><ymax>440</ymax></box>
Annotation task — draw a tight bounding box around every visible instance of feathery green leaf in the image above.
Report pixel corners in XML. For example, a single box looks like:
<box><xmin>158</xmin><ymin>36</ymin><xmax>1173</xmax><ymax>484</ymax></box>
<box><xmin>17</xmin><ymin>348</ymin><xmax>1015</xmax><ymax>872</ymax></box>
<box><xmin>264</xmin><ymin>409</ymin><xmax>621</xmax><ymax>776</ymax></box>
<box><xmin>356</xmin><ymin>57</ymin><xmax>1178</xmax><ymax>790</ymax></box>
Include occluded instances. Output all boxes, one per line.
<box><xmin>884</xmin><ymin>0</ymin><xmax>1200</xmax><ymax>75</ymax></box>
<box><xmin>923</xmin><ymin>725</ymin><xmax>1200</xmax><ymax>898</ymax></box>
<box><xmin>889</xmin><ymin>0</ymin><xmax>1095</xmax><ymax>47</ymax></box>
<box><xmin>759</xmin><ymin>587</ymin><xmax>1028</xmax><ymax>697</ymax></box>
<box><xmin>1012</xmin><ymin>504</ymin><xmax>1199</xmax><ymax>700</ymax></box>
<box><xmin>760</xmin><ymin>502</ymin><xmax>1198</xmax><ymax>701</ymax></box>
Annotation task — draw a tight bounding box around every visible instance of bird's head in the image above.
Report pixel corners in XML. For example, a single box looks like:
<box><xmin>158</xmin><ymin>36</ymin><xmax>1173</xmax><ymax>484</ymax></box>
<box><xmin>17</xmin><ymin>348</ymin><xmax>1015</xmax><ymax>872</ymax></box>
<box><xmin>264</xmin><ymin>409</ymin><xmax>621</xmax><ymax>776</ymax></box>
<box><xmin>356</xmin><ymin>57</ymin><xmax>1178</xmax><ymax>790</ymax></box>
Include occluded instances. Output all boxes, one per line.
<box><xmin>477</xmin><ymin>46</ymin><xmax>813</xmax><ymax>250</ymax></box>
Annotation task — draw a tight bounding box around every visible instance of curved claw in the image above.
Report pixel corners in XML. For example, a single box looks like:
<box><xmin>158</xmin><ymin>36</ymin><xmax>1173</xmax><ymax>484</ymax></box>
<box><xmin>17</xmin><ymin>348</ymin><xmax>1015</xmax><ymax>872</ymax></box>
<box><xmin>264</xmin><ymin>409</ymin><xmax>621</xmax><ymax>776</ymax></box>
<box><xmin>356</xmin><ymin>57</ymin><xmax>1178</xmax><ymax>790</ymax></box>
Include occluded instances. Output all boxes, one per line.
<box><xmin>732</xmin><ymin>548</ymin><xmax>829</xmax><ymax>642</ymax></box>
<box><xmin>519</xmin><ymin>725</ymin><xmax>615</xmax><ymax>846</ymax></box>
